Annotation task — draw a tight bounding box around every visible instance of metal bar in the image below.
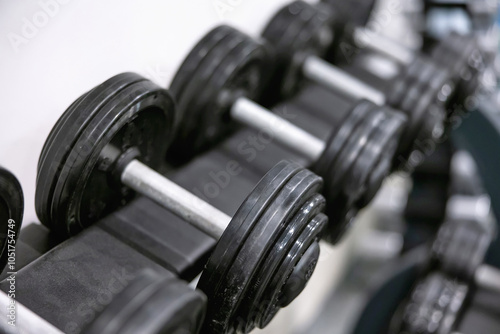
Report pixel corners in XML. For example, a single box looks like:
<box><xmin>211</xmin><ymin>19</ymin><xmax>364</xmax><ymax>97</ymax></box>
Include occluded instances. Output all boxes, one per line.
<box><xmin>231</xmin><ymin>97</ymin><xmax>326</xmax><ymax>162</ymax></box>
<box><xmin>121</xmin><ymin>160</ymin><xmax>231</xmax><ymax>239</ymax></box>
<box><xmin>302</xmin><ymin>56</ymin><xmax>387</xmax><ymax>106</ymax></box>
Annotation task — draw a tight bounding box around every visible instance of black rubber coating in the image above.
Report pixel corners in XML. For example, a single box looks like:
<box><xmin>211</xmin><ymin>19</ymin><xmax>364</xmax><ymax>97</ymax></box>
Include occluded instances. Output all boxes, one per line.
<box><xmin>432</xmin><ymin>219</ymin><xmax>493</xmax><ymax>281</ymax></box>
<box><xmin>35</xmin><ymin>73</ymin><xmax>176</xmax><ymax>236</ymax></box>
<box><xmin>197</xmin><ymin>161</ymin><xmax>326</xmax><ymax>333</ymax></box>
<box><xmin>262</xmin><ymin>1</ymin><xmax>336</xmax><ymax>99</ymax></box>
<box><xmin>314</xmin><ymin>100</ymin><xmax>406</xmax><ymax>243</ymax></box>
<box><xmin>0</xmin><ymin>166</ymin><xmax>24</xmax><ymax>272</ymax></box>
<box><xmin>431</xmin><ymin>33</ymin><xmax>486</xmax><ymax>106</ymax></box>
<box><xmin>169</xmin><ymin>25</ymin><xmax>272</xmax><ymax>161</ymax></box>
<box><xmin>398</xmin><ymin>273</ymin><xmax>468</xmax><ymax>334</ymax></box>
<box><xmin>387</xmin><ymin>57</ymin><xmax>452</xmax><ymax>161</ymax></box>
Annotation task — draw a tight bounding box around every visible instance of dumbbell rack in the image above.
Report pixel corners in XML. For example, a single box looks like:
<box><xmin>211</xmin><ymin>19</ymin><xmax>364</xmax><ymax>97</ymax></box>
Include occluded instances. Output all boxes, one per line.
<box><xmin>0</xmin><ymin>79</ymin><xmax>353</xmax><ymax>332</ymax></box>
<box><xmin>1</xmin><ymin>1</ymin><xmax>500</xmax><ymax>334</ymax></box>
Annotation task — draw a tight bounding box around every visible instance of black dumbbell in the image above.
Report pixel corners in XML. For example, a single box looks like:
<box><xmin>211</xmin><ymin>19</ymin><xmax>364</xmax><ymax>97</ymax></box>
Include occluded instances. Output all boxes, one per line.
<box><xmin>83</xmin><ymin>270</ymin><xmax>207</xmax><ymax>334</ymax></box>
<box><xmin>0</xmin><ymin>166</ymin><xmax>24</xmax><ymax>272</ymax></box>
<box><xmin>432</xmin><ymin>219</ymin><xmax>500</xmax><ymax>289</ymax></box>
<box><xmin>317</xmin><ymin>1</ymin><xmax>486</xmax><ymax>106</ymax></box>
<box><xmin>261</xmin><ymin>1</ymin><xmax>455</xmax><ymax>160</ymax></box>
<box><xmin>396</xmin><ymin>272</ymin><xmax>469</xmax><ymax>334</ymax></box>
<box><xmin>168</xmin><ymin>25</ymin><xmax>406</xmax><ymax>242</ymax></box>
<box><xmin>429</xmin><ymin>32</ymin><xmax>488</xmax><ymax>103</ymax></box>
<box><xmin>34</xmin><ymin>73</ymin><xmax>327</xmax><ymax>333</ymax></box>
<box><xmin>394</xmin><ymin>219</ymin><xmax>500</xmax><ymax>334</ymax></box>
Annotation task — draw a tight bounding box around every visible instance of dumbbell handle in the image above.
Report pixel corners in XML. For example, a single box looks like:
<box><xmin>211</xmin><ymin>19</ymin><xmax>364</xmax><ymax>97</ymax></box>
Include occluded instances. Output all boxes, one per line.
<box><xmin>475</xmin><ymin>264</ymin><xmax>500</xmax><ymax>293</ymax></box>
<box><xmin>231</xmin><ymin>97</ymin><xmax>325</xmax><ymax>161</ymax></box>
<box><xmin>302</xmin><ymin>56</ymin><xmax>387</xmax><ymax>105</ymax></box>
<box><xmin>353</xmin><ymin>28</ymin><xmax>415</xmax><ymax>65</ymax></box>
<box><xmin>121</xmin><ymin>160</ymin><xmax>231</xmax><ymax>239</ymax></box>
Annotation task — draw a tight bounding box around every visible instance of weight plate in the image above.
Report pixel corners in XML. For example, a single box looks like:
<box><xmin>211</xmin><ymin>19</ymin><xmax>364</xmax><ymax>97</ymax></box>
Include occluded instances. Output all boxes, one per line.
<box><xmin>398</xmin><ymin>273</ymin><xmax>468</xmax><ymax>334</ymax></box>
<box><xmin>0</xmin><ymin>167</ymin><xmax>23</xmax><ymax>272</ymax></box>
<box><xmin>324</xmin><ymin>104</ymin><xmax>385</xmax><ymax>241</ymax></box>
<box><xmin>314</xmin><ymin>99</ymin><xmax>373</xmax><ymax>180</ymax></box>
<box><xmin>258</xmin><ymin>211</ymin><xmax>327</xmax><ymax>328</ymax></box>
<box><xmin>431</xmin><ymin>33</ymin><xmax>484</xmax><ymax>103</ymax></box>
<box><xmin>347</xmin><ymin>108</ymin><xmax>406</xmax><ymax>206</ymax></box>
<box><xmin>390</xmin><ymin>58</ymin><xmax>448</xmax><ymax>161</ymax></box>
<box><xmin>198</xmin><ymin>161</ymin><xmax>326</xmax><ymax>333</ymax></box>
<box><xmin>84</xmin><ymin>270</ymin><xmax>206</xmax><ymax>334</ymax></box>
<box><xmin>262</xmin><ymin>1</ymin><xmax>335</xmax><ymax>97</ymax></box>
<box><xmin>36</xmin><ymin>73</ymin><xmax>146</xmax><ymax>227</ymax></box>
<box><xmin>432</xmin><ymin>220</ymin><xmax>492</xmax><ymax>280</ymax></box>
<box><xmin>169</xmin><ymin>25</ymin><xmax>270</xmax><ymax>160</ymax></box>
<box><xmin>242</xmin><ymin>192</ymin><xmax>326</xmax><ymax>332</ymax></box>
<box><xmin>36</xmin><ymin>74</ymin><xmax>175</xmax><ymax>235</ymax></box>
<box><xmin>328</xmin><ymin>106</ymin><xmax>386</xmax><ymax>199</ymax></box>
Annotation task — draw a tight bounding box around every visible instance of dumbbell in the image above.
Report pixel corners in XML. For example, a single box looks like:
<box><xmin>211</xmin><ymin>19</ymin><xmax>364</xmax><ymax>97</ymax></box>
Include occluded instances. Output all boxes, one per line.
<box><xmin>428</xmin><ymin>32</ymin><xmax>488</xmax><ymax>103</ymax></box>
<box><xmin>34</xmin><ymin>73</ymin><xmax>327</xmax><ymax>333</ymax></box>
<box><xmin>0</xmin><ymin>166</ymin><xmax>24</xmax><ymax>272</ymax></box>
<box><xmin>317</xmin><ymin>0</ymin><xmax>486</xmax><ymax>105</ymax></box>
<box><xmin>431</xmin><ymin>219</ymin><xmax>500</xmax><ymax>291</ymax></box>
<box><xmin>261</xmin><ymin>1</ymin><xmax>455</xmax><ymax>160</ymax></box>
<box><xmin>168</xmin><ymin>25</ymin><xmax>406</xmax><ymax>242</ymax></box>
<box><xmin>83</xmin><ymin>270</ymin><xmax>207</xmax><ymax>334</ymax></box>
<box><xmin>350</xmin><ymin>29</ymin><xmax>485</xmax><ymax>105</ymax></box>
<box><xmin>395</xmin><ymin>272</ymin><xmax>469</xmax><ymax>334</ymax></box>
<box><xmin>394</xmin><ymin>219</ymin><xmax>500</xmax><ymax>334</ymax></box>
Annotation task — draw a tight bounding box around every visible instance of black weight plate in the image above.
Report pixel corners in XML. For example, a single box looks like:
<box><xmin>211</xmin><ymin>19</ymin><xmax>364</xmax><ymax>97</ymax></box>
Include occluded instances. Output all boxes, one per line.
<box><xmin>406</xmin><ymin>68</ymin><xmax>448</xmax><ymax>157</ymax></box>
<box><xmin>397</xmin><ymin>273</ymin><xmax>468</xmax><ymax>334</ymax></box>
<box><xmin>170</xmin><ymin>26</ymin><xmax>242</xmax><ymax>152</ymax></box>
<box><xmin>240</xmin><ymin>183</ymin><xmax>326</xmax><ymax>332</ymax></box>
<box><xmin>390</xmin><ymin>59</ymin><xmax>448</xmax><ymax>159</ymax></box>
<box><xmin>169</xmin><ymin>25</ymin><xmax>270</xmax><ymax>160</ymax></box>
<box><xmin>354</xmin><ymin>111</ymin><xmax>405</xmax><ymax>206</ymax></box>
<box><xmin>322</xmin><ymin>104</ymin><xmax>385</xmax><ymax>241</ymax></box>
<box><xmin>84</xmin><ymin>270</ymin><xmax>207</xmax><ymax>334</ymax></box>
<box><xmin>327</xmin><ymin>105</ymin><xmax>386</xmax><ymax>200</ymax></box>
<box><xmin>0</xmin><ymin>167</ymin><xmax>24</xmax><ymax>272</ymax></box>
<box><xmin>431</xmin><ymin>33</ymin><xmax>484</xmax><ymax>102</ymax></box>
<box><xmin>197</xmin><ymin>161</ymin><xmax>300</xmax><ymax>326</ymax></box>
<box><xmin>198</xmin><ymin>163</ymin><xmax>325</xmax><ymax>333</ymax></box>
<box><xmin>432</xmin><ymin>220</ymin><xmax>492</xmax><ymax>280</ymax></box>
<box><xmin>37</xmin><ymin>74</ymin><xmax>175</xmax><ymax>235</ymax></box>
<box><xmin>347</xmin><ymin>108</ymin><xmax>406</xmax><ymax>205</ymax></box>
<box><xmin>258</xmin><ymin>209</ymin><xmax>328</xmax><ymax>328</ymax></box>
<box><xmin>262</xmin><ymin>1</ymin><xmax>335</xmax><ymax>97</ymax></box>
<box><xmin>231</xmin><ymin>169</ymin><xmax>324</xmax><ymax>333</ymax></box>
<box><xmin>170</xmin><ymin>25</ymin><xmax>234</xmax><ymax>115</ymax></box>
<box><xmin>36</xmin><ymin>73</ymin><xmax>146</xmax><ymax>228</ymax></box>
<box><xmin>314</xmin><ymin>99</ymin><xmax>373</xmax><ymax>180</ymax></box>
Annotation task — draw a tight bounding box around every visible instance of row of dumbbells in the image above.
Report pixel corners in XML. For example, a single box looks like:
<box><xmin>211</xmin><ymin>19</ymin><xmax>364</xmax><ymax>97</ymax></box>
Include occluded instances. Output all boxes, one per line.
<box><xmin>0</xmin><ymin>1</ymin><xmax>493</xmax><ymax>333</ymax></box>
<box><xmin>352</xmin><ymin>185</ymin><xmax>500</xmax><ymax>334</ymax></box>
